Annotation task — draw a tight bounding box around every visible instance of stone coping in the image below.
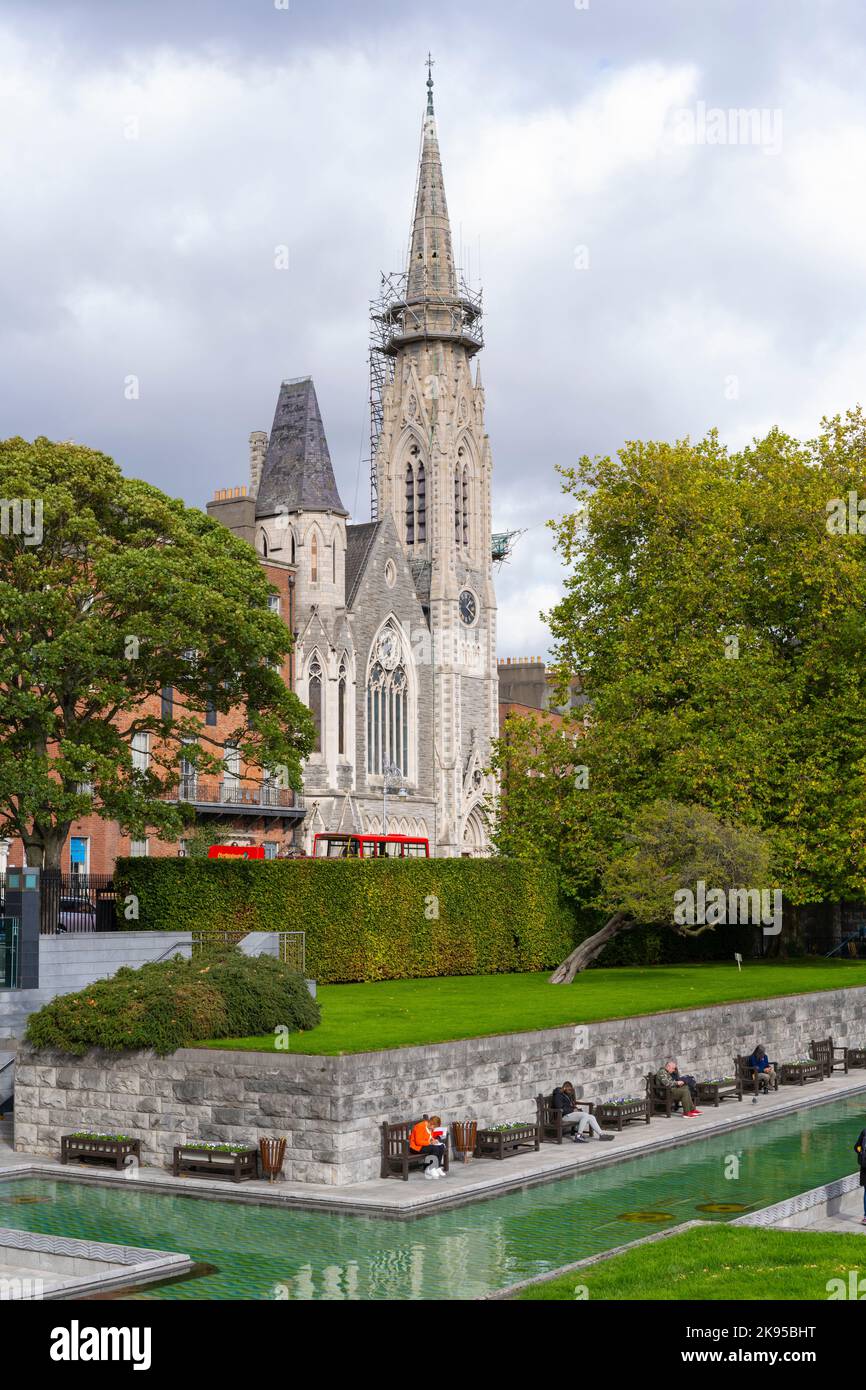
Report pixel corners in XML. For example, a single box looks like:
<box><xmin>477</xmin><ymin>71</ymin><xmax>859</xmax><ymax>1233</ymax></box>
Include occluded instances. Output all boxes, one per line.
<box><xmin>0</xmin><ymin>1224</ymin><xmax>193</xmax><ymax>1300</ymax></box>
<box><xmin>4</xmin><ymin>1073</ymin><xmax>865</xmax><ymax>1221</ymax></box>
<box><xmin>731</xmin><ymin>1172</ymin><xmax>861</xmax><ymax>1228</ymax></box>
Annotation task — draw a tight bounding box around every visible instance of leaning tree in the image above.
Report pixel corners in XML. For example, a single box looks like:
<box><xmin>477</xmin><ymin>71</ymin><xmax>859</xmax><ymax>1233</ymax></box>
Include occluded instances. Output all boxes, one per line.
<box><xmin>549</xmin><ymin>800</ymin><xmax>771</xmax><ymax>982</ymax></box>
<box><xmin>0</xmin><ymin>436</ymin><xmax>315</xmax><ymax>869</ymax></box>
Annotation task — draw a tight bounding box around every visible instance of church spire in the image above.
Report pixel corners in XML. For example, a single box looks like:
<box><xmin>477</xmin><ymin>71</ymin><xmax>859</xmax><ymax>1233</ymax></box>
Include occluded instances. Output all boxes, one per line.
<box><xmin>406</xmin><ymin>55</ymin><xmax>457</xmax><ymax>302</ymax></box>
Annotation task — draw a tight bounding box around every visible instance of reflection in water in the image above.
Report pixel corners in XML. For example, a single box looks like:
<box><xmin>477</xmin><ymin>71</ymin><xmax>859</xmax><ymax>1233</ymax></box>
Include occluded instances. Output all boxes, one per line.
<box><xmin>0</xmin><ymin>1092</ymin><xmax>862</xmax><ymax>1300</ymax></box>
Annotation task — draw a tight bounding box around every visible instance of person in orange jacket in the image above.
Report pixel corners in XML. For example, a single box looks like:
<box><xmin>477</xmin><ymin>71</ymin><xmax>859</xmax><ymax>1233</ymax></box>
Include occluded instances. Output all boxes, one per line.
<box><xmin>409</xmin><ymin>1114</ymin><xmax>447</xmax><ymax>1178</ymax></box>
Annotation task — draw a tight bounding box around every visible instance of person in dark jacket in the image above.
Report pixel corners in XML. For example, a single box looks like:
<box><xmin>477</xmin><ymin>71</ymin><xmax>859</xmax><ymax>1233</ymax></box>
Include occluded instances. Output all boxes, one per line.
<box><xmin>551</xmin><ymin>1081</ymin><xmax>608</xmax><ymax>1141</ymax></box>
<box><xmin>855</xmin><ymin>1125</ymin><xmax>866</xmax><ymax>1224</ymax></box>
<box><xmin>747</xmin><ymin>1045</ymin><xmax>776</xmax><ymax>1092</ymax></box>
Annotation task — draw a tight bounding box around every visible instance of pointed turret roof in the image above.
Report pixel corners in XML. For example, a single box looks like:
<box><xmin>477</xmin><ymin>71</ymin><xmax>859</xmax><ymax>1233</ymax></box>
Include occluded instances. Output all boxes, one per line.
<box><xmin>406</xmin><ymin>57</ymin><xmax>457</xmax><ymax>302</ymax></box>
<box><xmin>255</xmin><ymin>376</ymin><xmax>347</xmax><ymax>518</ymax></box>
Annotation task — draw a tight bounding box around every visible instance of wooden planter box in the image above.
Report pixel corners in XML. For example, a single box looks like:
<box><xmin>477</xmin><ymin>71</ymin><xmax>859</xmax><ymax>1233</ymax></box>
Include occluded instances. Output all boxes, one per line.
<box><xmin>780</xmin><ymin>1061</ymin><xmax>824</xmax><ymax>1086</ymax></box>
<box><xmin>594</xmin><ymin>1099</ymin><xmax>651</xmax><ymax>1130</ymax></box>
<box><xmin>173</xmin><ymin>1144</ymin><xmax>258</xmax><ymax>1184</ymax></box>
<box><xmin>694</xmin><ymin>1079</ymin><xmax>742</xmax><ymax>1107</ymax></box>
<box><xmin>475</xmin><ymin>1124</ymin><xmax>540</xmax><ymax>1159</ymax></box>
<box><xmin>61</xmin><ymin>1135</ymin><xmax>141</xmax><ymax>1171</ymax></box>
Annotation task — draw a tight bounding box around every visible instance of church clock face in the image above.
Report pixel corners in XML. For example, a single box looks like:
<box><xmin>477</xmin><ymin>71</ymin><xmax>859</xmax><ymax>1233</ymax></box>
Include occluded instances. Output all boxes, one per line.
<box><xmin>459</xmin><ymin>589</ymin><xmax>477</xmax><ymax>625</ymax></box>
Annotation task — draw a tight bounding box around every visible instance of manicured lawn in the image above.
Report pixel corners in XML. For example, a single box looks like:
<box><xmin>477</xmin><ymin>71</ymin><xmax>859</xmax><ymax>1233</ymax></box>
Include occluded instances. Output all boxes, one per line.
<box><xmin>198</xmin><ymin>958</ymin><xmax>866</xmax><ymax>1056</ymax></box>
<box><xmin>516</xmin><ymin>1225</ymin><xmax>866</xmax><ymax>1300</ymax></box>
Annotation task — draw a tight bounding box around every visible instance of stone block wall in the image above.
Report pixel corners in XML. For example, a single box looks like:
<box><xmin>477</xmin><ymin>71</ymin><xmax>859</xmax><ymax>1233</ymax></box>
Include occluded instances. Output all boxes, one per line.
<box><xmin>13</xmin><ymin>984</ymin><xmax>866</xmax><ymax>1185</ymax></box>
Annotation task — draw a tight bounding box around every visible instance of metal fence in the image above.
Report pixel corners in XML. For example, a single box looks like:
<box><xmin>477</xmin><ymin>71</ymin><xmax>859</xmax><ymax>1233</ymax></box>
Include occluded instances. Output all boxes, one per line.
<box><xmin>154</xmin><ymin>930</ymin><xmax>306</xmax><ymax>975</ymax></box>
<box><xmin>0</xmin><ymin>872</ymin><xmax>118</xmax><ymax>936</ymax></box>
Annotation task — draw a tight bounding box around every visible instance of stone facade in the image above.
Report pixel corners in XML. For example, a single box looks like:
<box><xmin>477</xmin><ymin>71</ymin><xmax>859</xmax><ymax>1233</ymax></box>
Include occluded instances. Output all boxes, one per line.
<box><xmin>207</xmin><ymin>71</ymin><xmax>498</xmax><ymax>857</ymax></box>
<box><xmin>14</xmin><ymin>985</ymin><xmax>866</xmax><ymax>1185</ymax></box>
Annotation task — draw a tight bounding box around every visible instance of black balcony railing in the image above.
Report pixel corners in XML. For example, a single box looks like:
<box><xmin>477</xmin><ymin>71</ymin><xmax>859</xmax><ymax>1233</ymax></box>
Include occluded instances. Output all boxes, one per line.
<box><xmin>168</xmin><ymin>779</ymin><xmax>299</xmax><ymax>811</ymax></box>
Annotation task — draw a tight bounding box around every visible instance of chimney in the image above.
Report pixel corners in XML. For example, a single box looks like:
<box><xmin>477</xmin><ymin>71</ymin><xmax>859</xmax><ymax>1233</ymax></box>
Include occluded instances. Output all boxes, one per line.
<box><xmin>249</xmin><ymin>431</ymin><xmax>268</xmax><ymax>497</ymax></box>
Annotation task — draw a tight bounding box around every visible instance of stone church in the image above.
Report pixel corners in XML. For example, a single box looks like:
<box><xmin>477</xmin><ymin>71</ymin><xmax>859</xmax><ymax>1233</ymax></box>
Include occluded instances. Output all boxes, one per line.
<box><xmin>213</xmin><ymin>69</ymin><xmax>498</xmax><ymax>856</ymax></box>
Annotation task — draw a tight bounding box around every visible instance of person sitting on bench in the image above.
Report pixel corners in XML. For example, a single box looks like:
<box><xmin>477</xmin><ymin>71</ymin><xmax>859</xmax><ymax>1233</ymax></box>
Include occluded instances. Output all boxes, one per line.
<box><xmin>408</xmin><ymin>1115</ymin><xmax>447</xmax><ymax>1178</ymax></box>
<box><xmin>747</xmin><ymin>1045</ymin><xmax>776</xmax><ymax>1092</ymax></box>
<box><xmin>656</xmin><ymin>1060</ymin><xmax>701</xmax><ymax>1116</ymax></box>
<box><xmin>552</xmin><ymin>1081</ymin><xmax>613</xmax><ymax>1141</ymax></box>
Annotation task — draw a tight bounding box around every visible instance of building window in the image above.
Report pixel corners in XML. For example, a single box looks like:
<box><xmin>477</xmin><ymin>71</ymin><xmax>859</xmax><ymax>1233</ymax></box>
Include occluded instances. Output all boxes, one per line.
<box><xmin>462</xmin><ymin>466</ymin><xmax>469</xmax><ymax>546</ymax></box>
<box><xmin>417</xmin><ymin>462</ymin><xmax>426</xmax><ymax>542</ymax></box>
<box><xmin>263</xmin><ymin>841</ymin><xmax>278</xmax><ymax>860</ymax></box>
<box><xmin>161</xmin><ymin>686</ymin><xmax>173</xmax><ymax>720</ymax></box>
<box><xmin>268</xmin><ymin>593</ymin><xmax>281</xmax><ymax>616</ymax></box>
<box><xmin>454</xmin><ymin>469</ymin><xmax>461</xmax><ymax>544</ymax></box>
<box><xmin>308</xmin><ymin>655</ymin><xmax>322</xmax><ymax>753</ymax></box>
<box><xmin>222</xmin><ymin>743</ymin><xmax>241</xmax><ymax>800</ymax></box>
<box><xmin>405</xmin><ymin>463</ymin><xmax>415</xmax><ymax>544</ymax></box>
<box><xmin>129</xmin><ymin>838</ymin><xmax>148</xmax><ymax>857</ymax></box>
<box><xmin>180</xmin><ymin>739</ymin><xmax>197</xmax><ymax>799</ymax></box>
<box><xmin>338</xmin><ymin>658</ymin><xmax>347</xmax><ymax>757</ymax></box>
<box><xmin>70</xmin><ymin>836</ymin><xmax>89</xmax><ymax>875</ymax></box>
<box><xmin>205</xmin><ymin>699</ymin><xmax>217</xmax><ymax>726</ymax></box>
<box><xmin>310</xmin><ymin>532</ymin><xmax>318</xmax><ymax>584</ymax></box>
<box><xmin>366</xmin><ymin>658</ymin><xmax>409</xmax><ymax>776</ymax></box>
<box><xmin>131</xmin><ymin>731</ymin><xmax>150</xmax><ymax>772</ymax></box>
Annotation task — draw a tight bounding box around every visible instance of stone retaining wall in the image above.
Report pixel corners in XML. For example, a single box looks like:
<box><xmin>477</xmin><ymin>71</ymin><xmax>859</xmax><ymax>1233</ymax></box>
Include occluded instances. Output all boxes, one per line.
<box><xmin>13</xmin><ymin>983</ymin><xmax>866</xmax><ymax>1185</ymax></box>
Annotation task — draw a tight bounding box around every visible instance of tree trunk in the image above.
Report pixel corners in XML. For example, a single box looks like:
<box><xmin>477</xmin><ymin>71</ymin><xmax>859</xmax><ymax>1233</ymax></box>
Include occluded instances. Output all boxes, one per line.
<box><xmin>549</xmin><ymin>911</ymin><xmax>632</xmax><ymax>983</ymax></box>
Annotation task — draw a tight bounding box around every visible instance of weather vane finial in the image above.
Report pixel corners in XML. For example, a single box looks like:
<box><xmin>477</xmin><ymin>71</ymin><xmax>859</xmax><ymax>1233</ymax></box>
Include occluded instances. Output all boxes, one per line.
<box><xmin>426</xmin><ymin>52</ymin><xmax>435</xmax><ymax>114</ymax></box>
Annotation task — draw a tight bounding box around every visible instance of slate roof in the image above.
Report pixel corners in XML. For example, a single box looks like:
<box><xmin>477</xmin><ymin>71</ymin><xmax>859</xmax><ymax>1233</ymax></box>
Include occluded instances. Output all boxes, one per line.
<box><xmin>255</xmin><ymin>377</ymin><xmax>347</xmax><ymax>518</ymax></box>
<box><xmin>345</xmin><ymin>521</ymin><xmax>381</xmax><ymax>608</ymax></box>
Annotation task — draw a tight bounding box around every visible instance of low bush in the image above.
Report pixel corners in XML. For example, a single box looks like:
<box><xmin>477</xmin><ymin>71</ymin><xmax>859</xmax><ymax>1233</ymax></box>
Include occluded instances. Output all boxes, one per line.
<box><xmin>25</xmin><ymin>948</ymin><xmax>320</xmax><ymax>1055</ymax></box>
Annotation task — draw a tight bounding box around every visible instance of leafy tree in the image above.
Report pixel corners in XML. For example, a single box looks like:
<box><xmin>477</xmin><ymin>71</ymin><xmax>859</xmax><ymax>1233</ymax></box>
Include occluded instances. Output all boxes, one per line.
<box><xmin>549</xmin><ymin>800</ymin><xmax>769</xmax><ymax>980</ymax></box>
<box><xmin>494</xmin><ymin>409</ymin><xmax>866</xmax><ymax>932</ymax></box>
<box><xmin>0</xmin><ymin>436</ymin><xmax>315</xmax><ymax>868</ymax></box>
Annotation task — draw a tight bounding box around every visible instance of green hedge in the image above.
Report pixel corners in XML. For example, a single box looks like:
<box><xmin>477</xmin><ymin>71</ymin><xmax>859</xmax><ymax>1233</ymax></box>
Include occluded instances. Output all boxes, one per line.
<box><xmin>114</xmin><ymin>857</ymin><xmax>575</xmax><ymax>984</ymax></box>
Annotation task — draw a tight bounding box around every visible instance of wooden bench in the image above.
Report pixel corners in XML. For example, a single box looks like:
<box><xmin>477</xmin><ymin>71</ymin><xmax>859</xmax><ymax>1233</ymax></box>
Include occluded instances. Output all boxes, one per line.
<box><xmin>535</xmin><ymin>1093</ymin><xmax>595</xmax><ymax>1144</ymax></box>
<box><xmin>734</xmin><ymin>1054</ymin><xmax>779</xmax><ymax>1096</ymax></box>
<box><xmin>810</xmin><ymin>1036</ymin><xmax>849</xmax><ymax>1077</ymax></box>
<box><xmin>380</xmin><ymin>1119</ymin><xmax>450</xmax><ymax>1180</ymax></box>
<box><xmin>645</xmin><ymin>1072</ymin><xmax>694</xmax><ymax>1116</ymax></box>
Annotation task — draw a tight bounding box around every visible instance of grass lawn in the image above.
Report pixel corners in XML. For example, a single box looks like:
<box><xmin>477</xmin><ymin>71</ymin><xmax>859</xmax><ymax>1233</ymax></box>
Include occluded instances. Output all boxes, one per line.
<box><xmin>516</xmin><ymin>1225</ymin><xmax>866</xmax><ymax>1300</ymax></box>
<box><xmin>198</xmin><ymin>957</ymin><xmax>866</xmax><ymax>1056</ymax></box>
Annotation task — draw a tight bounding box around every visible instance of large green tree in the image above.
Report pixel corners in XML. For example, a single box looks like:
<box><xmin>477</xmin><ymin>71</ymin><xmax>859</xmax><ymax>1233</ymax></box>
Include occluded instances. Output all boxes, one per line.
<box><xmin>0</xmin><ymin>437</ymin><xmax>315</xmax><ymax>867</ymax></box>
<box><xmin>494</xmin><ymin>409</ymin><xmax>866</xmax><ymax>915</ymax></box>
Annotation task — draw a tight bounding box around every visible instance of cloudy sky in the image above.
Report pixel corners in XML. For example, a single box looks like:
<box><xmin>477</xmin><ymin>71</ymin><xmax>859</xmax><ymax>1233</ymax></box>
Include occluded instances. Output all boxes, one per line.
<box><xmin>3</xmin><ymin>0</ymin><xmax>866</xmax><ymax>657</ymax></box>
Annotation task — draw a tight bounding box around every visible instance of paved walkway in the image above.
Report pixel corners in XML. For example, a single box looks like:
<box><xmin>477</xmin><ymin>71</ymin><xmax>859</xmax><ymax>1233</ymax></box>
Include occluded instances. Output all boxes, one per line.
<box><xmin>1</xmin><ymin>1071</ymin><xmax>864</xmax><ymax>1217</ymax></box>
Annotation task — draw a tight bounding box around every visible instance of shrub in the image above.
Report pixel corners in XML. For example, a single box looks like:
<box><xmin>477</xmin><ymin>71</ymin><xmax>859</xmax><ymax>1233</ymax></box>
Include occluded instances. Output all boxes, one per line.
<box><xmin>25</xmin><ymin>949</ymin><xmax>320</xmax><ymax>1055</ymax></box>
<box><xmin>114</xmin><ymin>857</ymin><xmax>575</xmax><ymax>984</ymax></box>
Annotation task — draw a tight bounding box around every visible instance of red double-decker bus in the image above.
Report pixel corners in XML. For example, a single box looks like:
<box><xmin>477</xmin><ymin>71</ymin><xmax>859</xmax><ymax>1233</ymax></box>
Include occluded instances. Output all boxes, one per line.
<box><xmin>312</xmin><ymin>833</ymin><xmax>429</xmax><ymax>859</ymax></box>
<box><xmin>207</xmin><ymin>845</ymin><xmax>266</xmax><ymax>860</ymax></box>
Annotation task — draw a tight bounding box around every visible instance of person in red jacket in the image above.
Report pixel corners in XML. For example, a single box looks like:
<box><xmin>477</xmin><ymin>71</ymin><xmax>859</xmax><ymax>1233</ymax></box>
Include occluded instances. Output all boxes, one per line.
<box><xmin>409</xmin><ymin>1115</ymin><xmax>447</xmax><ymax>1178</ymax></box>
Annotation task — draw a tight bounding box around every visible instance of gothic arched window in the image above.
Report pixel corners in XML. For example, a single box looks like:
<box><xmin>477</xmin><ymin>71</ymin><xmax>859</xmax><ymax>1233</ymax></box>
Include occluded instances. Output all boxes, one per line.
<box><xmin>454</xmin><ymin>469</ymin><xmax>461</xmax><ymax>544</ymax></box>
<box><xmin>366</xmin><ymin>642</ymin><xmax>410</xmax><ymax>777</ymax></box>
<box><xmin>405</xmin><ymin>463</ymin><xmax>415</xmax><ymax>545</ymax></box>
<box><xmin>417</xmin><ymin>462</ymin><xmax>426</xmax><ymax>542</ymax></box>
<box><xmin>462</xmin><ymin>466</ymin><xmax>469</xmax><ymax>546</ymax></box>
<box><xmin>338</xmin><ymin>656</ymin><xmax>347</xmax><ymax>758</ymax></box>
<box><xmin>308</xmin><ymin>654</ymin><xmax>322</xmax><ymax>753</ymax></box>
<box><xmin>310</xmin><ymin>532</ymin><xmax>318</xmax><ymax>584</ymax></box>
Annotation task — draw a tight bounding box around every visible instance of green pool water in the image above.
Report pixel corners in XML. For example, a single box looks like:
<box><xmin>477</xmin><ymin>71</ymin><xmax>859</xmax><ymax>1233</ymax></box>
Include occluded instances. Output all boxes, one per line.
<box><xmin>1</xmin><ymin>1093</ymin><xmax>864</xmax><ymax>1300</ymax></box>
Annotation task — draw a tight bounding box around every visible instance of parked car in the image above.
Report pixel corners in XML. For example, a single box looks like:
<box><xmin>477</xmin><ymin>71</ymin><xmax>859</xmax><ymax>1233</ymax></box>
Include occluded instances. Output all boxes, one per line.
<box><xmin>57</xmin><ymin>897</ymin><xmax>96</xmax><ymax>932</ymax></box>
